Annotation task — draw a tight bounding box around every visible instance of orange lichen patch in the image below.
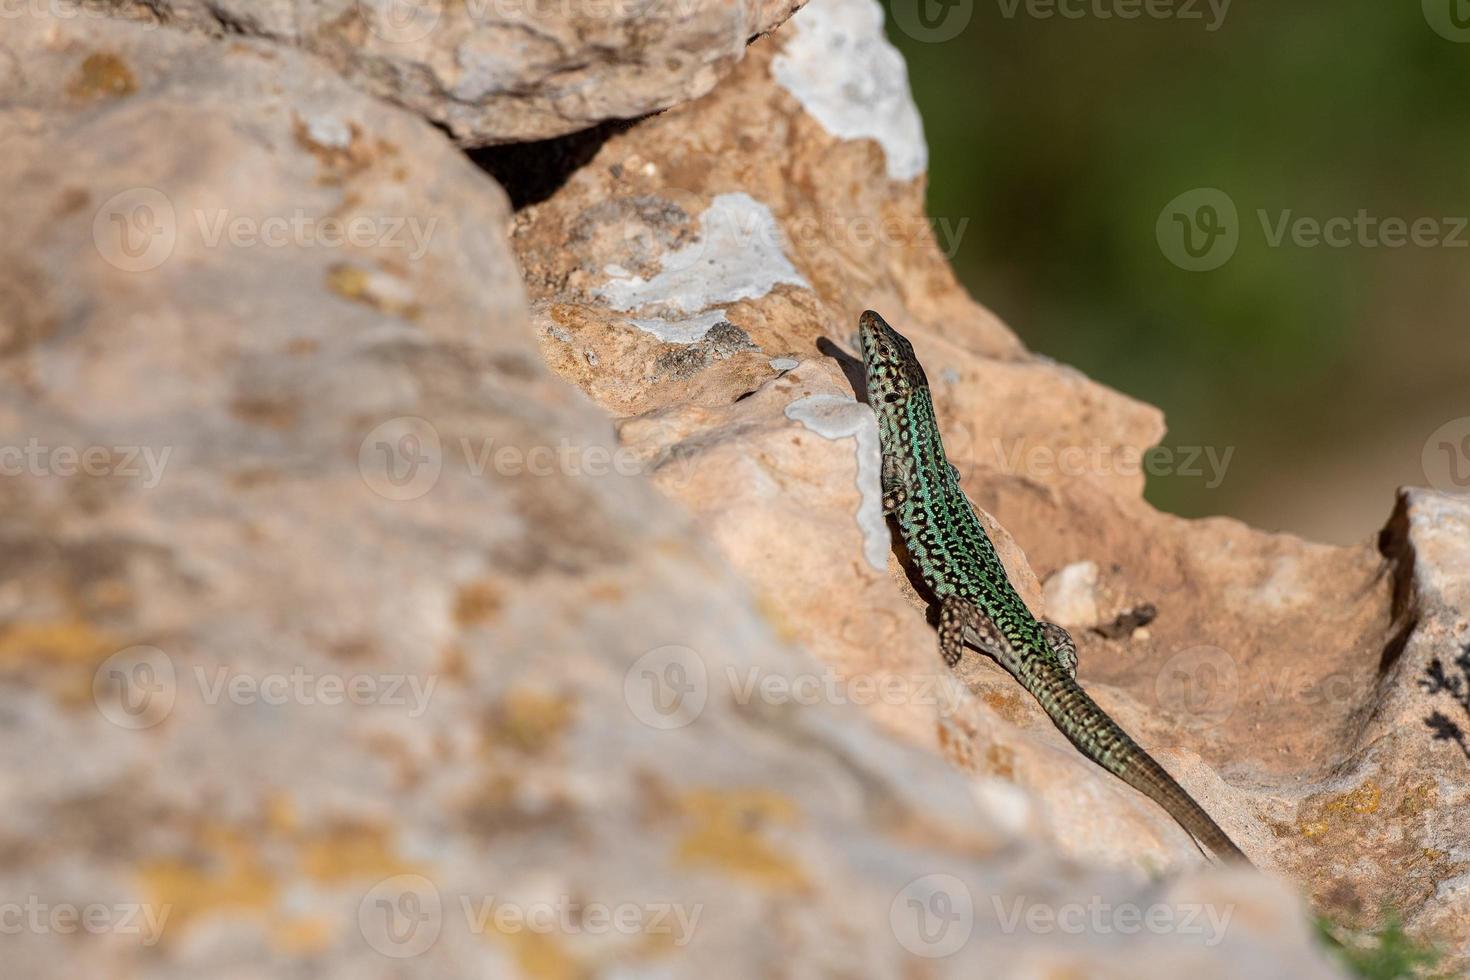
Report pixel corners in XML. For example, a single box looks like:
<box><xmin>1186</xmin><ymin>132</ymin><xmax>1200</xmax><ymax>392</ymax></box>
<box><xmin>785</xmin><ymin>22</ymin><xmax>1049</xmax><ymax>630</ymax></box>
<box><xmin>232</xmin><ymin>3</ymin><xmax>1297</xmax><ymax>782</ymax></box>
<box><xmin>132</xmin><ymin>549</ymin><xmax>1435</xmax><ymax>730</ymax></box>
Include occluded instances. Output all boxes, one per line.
<box><xmin>68</xmin><ymin>52</ymin><xmax>137</xmax><ymax>101</ymax></box>
<box><xmin>264</xmin><ymin>794</ymin><xmax>299</xmax><ymax>836</ymax></box>
<box><xmin>981</xmin><ymin>688</ymin><xmax>1029</xmax><ymax>725</ymax></box>
<box><xmin>0</xmin><ymin>619</ymin><xmax>118</xmax><ymax>667</ymax></box>
<box><xmin>230</xmin><ymin>395</ymin><xmax>300</xmax><ymax>430</ymax></box>
<box><xmin>485</xmin><ymin>689</ymin><xmax>578</xmax><ymax>755</ymax></box>
<box><xmin>298</xmin><ymin>822</ymin><xmax>414</xmax><ymax>883</ymax></box>
<box><xmin>455</xmin><ymin>579</ymin><xmax>504</xmax><ymax>626</ymax></box>
<box><xmin>1324</xmin><ymin>781</ymin><xmax>1382</xmax><ymax>818</ymax></box>
<box><xmin>983</xmin><ymin>743</ymin><xmax>1016</xmax><ymax>780</ymax></box>
<box><xmin>754</xmin><ymin>593</ymin><xmax>800</xmax><ymax>644</ymax></box>
<box><xmin>675</xmin><ymin>789</ymin><xmax>809</xmax><ymax>892</ymax></box>
<box><xmin>272</xmin><ymin>915</ymin><xmax>335</xmax><ymax>955</ymax></box>
<box><xmin>493</xmin><ymin>930</ymin><xmax>589</xmax><ymax>980</ymax></box>
<box><xmin>1298</xmin><ymin>780</ymin><xmax>1386</xmax><ymax>840</ymax></box>
<box><xmin>582</xmin><ymin>579</ymin><xmax>625</xmax><ymax>604</ymax></box>
<box><xmin>138</xmin><ymin>830</ymin><xmax>277</xmax><ymax>938</ymax></box>
<box><xmin>324</xmin><ymin>263</ymin><xmax>422</xmax><ymax>321</ymax></box>
<box><xmin>0</xmin><ymin>619</ymin><xmax>123</xmax><ymax>707</ymax></box>
<box><xmin>290</xmin><ymin>116</ymin><xmax>382</xmax><ymax>185</ymax></box>
<box><xmin>1393</xmin><ymin>779</ymin><xmax>1440</xmax><ymax>818</ymax></box>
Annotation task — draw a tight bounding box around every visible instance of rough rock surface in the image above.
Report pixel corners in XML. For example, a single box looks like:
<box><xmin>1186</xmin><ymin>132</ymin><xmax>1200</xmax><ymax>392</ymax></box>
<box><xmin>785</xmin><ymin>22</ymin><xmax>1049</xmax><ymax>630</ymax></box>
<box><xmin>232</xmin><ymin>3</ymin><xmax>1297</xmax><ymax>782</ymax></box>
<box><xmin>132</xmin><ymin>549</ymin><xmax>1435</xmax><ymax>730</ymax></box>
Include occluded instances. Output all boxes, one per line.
<box><xmin>123</xmin><ymin>0</ymin><xmax>804</xmax><ymax>144</ymax></box>
<box><xmin>504</xmin><ymin>0</ymin><xmax>1470</xmax><ymax>967</ymax></box>
<box><xmin>0</xmin><ymin>11</ymin><xmax>1357</xmax><ymax>979</ymax></box>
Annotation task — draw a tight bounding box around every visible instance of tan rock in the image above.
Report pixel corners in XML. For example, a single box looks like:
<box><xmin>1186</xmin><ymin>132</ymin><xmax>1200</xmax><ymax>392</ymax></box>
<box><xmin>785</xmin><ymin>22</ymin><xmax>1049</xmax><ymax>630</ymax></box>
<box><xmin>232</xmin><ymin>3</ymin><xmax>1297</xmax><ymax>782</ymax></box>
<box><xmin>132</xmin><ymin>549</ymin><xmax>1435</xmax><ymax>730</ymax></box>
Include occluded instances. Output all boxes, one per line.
<box><xmin>506</xmin><ymin>0</ymin><xmax>1470</xmax><ymax>967</ymax></box>
<box><xmin>122</xmin><ymin>0</ymin><xmax>805</xmax><ymax>144</ymax></box>
<box><xmin>0</xmin><ymin>10</ymin><xmax>1353</xmax><ymax>978</ymax></box>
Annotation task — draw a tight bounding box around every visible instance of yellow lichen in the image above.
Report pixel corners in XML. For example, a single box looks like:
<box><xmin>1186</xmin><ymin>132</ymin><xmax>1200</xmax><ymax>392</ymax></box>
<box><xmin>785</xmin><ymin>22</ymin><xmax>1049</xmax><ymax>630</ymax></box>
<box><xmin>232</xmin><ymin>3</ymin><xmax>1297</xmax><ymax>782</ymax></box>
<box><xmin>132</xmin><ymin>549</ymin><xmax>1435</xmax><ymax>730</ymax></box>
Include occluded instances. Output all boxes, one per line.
<box><xmin>493</xmin><ymin>930</ymin><xmax>589</xmax><ymax>980</ymax></box>
<box><xmin>68</xmin><ymin>52</ymin><xmax>136</xmax><ymax>101</ymax></box>
<box><xmin>1323</xmin><ymin>781</ymin><xmax>1382</xmax><ymax>817</ymax></box>
<box><xmin>455</xmin><ymin>579</ymin><xmax>504</xmax><ymax>626</ymax></box>
<box><xmin>138</xmin><ymin>829</ymin><xmax>276</xmax><ymax>936</ymax></box>
<box><xmin>487</xmin><ymin>689</ymin><xmax>578</xmax><ymax>756</ymax></box>
<box><xmin>675</xmin><ymin>789</ymin><xmax>809</xmax><ymax>892</ymax></box>
<box><xmin>298</xmin><ymin>823</ymin><xmax>414</xmax><ymax>883</ymax></box>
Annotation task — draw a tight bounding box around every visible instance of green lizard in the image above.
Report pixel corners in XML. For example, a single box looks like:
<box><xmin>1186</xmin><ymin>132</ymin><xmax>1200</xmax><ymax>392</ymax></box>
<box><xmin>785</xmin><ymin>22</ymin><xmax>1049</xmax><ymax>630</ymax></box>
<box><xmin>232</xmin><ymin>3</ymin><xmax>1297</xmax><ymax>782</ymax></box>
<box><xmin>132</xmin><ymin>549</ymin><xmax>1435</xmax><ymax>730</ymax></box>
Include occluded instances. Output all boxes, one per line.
<box><xmin>857</xmin><ymin>309</ymin><xmax>1251</xmax><ymax>865</ymax></box>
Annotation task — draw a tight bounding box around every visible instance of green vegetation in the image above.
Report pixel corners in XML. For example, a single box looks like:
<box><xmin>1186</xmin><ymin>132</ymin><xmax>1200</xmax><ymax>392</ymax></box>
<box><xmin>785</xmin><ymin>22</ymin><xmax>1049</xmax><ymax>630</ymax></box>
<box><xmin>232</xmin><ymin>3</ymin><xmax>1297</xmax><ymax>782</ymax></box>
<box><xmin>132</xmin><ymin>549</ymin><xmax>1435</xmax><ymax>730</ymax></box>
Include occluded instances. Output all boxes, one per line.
<box><xmin>1315</xmin><ymin>913</ymin><xmax>1441</xmax><ymax>979</ymax></box>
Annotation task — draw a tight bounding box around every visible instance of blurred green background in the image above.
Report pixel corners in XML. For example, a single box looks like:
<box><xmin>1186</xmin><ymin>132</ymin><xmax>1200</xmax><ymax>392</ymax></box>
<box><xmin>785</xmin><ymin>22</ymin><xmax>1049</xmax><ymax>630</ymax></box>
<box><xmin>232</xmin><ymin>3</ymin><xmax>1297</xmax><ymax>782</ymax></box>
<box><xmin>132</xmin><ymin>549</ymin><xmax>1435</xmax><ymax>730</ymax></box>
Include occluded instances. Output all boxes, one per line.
<box><xmin>882</xmin><ymin>0</ymin><xmax>1470</xmax><ymax>544</ymax></box>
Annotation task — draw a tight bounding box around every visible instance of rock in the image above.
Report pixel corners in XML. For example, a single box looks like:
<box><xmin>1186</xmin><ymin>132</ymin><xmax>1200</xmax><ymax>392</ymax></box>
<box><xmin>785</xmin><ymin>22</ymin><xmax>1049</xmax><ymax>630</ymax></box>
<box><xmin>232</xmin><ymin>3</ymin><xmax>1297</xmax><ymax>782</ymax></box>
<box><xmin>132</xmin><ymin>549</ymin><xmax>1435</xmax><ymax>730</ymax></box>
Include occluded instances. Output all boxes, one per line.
<box><xmin>502</xmin><ymin>0</ymin><xmax>1470</xmax><ymax>968</ymax></box>
<box><xmin>0</xmin><ymin>10</ymin><xmax>1353</xmax><ymax>978</ymax></box>
<box><xmin>1043</xmin><ymin>561</ymin><xmax>1101</xmax><ymax>629</ymax></box>
<box><xmin>123</xmin><ymin>0</ymin><xmax>806</xmax><ymax>144</ymax></box>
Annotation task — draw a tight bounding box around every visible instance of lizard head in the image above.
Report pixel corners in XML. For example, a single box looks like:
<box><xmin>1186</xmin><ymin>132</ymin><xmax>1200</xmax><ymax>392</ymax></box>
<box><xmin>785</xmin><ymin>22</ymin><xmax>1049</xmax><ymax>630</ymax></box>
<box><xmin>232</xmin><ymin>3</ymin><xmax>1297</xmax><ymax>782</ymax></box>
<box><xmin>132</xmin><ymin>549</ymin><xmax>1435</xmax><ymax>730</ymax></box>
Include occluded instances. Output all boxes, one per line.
<box><xmin>857</xmin><ymin>310</ymin><xmax>930</xmax><ymax>408</ymax></box>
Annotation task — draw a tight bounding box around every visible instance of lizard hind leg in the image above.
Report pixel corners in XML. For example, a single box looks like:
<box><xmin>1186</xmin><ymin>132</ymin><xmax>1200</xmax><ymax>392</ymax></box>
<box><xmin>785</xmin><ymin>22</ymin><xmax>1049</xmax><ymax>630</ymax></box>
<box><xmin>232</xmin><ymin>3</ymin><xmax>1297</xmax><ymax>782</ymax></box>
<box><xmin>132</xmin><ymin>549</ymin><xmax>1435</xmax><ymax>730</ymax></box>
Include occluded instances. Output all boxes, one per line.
<box><xmin>1040</xmin><ymin>622</ymin><xmax>1078</xmax><ymax>679</ymax></box>
<box><xmin>939</xmin><ymin>596</ymin><xmax>1011</xmax><ymax>669</ymax></box>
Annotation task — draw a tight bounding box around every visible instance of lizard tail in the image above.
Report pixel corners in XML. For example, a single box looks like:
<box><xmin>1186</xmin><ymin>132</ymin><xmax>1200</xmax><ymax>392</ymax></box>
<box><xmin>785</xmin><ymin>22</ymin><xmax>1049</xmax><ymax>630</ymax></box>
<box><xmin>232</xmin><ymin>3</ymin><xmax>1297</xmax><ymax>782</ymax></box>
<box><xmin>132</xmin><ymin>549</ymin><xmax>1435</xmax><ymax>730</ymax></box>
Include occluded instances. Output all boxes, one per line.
<box><xmin>1025</xmin><ymin>662</ymin><xmax>1254</xmax><ymax>867</ymax></box>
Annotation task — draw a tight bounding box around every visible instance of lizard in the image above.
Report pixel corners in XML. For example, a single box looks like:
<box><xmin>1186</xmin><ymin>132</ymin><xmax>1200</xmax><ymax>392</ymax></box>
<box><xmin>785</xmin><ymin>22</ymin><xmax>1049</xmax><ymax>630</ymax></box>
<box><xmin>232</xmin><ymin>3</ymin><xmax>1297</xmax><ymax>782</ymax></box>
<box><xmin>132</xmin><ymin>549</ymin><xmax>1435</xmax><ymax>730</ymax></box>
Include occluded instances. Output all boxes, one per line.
<box><xmin>856</xmin><ymin>309</ymin><xmax>1251</xmax><ymax>865</ymax></box>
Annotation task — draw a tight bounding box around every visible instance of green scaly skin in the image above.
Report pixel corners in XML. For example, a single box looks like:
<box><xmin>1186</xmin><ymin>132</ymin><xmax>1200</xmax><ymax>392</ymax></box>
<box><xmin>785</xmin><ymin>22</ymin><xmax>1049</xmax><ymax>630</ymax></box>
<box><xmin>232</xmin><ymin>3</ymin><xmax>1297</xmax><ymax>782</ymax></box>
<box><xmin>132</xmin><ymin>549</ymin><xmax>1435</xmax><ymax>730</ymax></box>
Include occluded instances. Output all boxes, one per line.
<box><xmin>857</xmin><ymin>309</ymin><xmax>1250</xmax><ymax>865</ymax></box>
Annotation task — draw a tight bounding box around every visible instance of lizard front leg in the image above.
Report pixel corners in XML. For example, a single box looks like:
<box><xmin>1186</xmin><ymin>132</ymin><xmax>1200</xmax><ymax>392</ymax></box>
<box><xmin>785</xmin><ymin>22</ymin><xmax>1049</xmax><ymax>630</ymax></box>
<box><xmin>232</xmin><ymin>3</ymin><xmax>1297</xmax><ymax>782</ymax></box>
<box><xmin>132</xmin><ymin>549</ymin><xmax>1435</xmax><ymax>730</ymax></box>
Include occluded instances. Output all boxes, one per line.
<box><xmin>880</xmin><ymin>454</ymin><xmax>911</xmax><ymax>516</ymax></box>
<box><xmin>1040</xmin><ymin>622</ymin><xmax>1078</xmax><ymax>679</ymax></box>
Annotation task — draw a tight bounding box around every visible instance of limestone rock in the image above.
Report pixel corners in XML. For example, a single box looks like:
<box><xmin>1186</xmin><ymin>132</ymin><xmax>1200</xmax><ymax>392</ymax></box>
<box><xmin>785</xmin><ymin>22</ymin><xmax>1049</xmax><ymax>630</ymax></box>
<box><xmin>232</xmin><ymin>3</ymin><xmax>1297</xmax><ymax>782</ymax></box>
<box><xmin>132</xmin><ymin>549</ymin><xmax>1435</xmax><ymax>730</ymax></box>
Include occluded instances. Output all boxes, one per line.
<box><xmin>0</xmin><ymin>10</ymin><xmax>1355</xmax><ymax>978</ymax></box>
<box><xmin>504</xmin><ymin>0</ymin><xmax>1470</xmax><ymax>967</ymax></box>
<box><xmin>125</xmin><ymin>0</ymin><xmax>805</xmax><ymax>144</ymax></box>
